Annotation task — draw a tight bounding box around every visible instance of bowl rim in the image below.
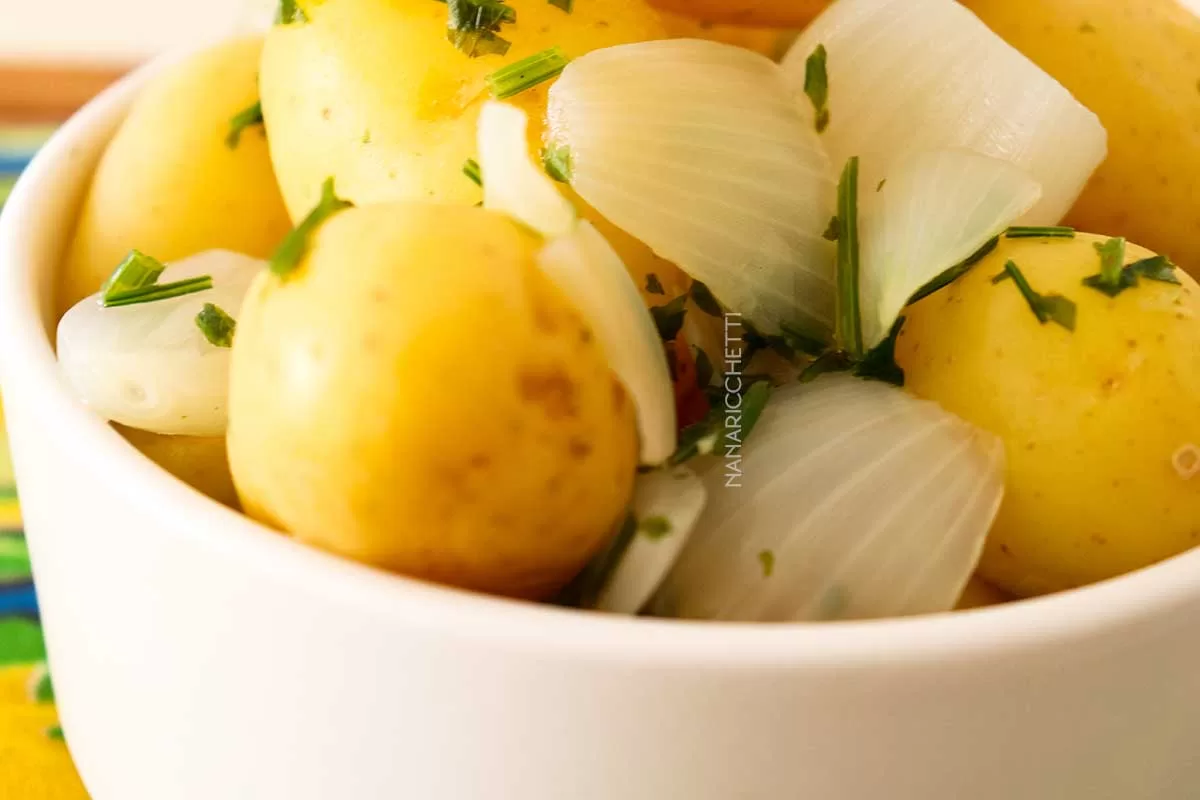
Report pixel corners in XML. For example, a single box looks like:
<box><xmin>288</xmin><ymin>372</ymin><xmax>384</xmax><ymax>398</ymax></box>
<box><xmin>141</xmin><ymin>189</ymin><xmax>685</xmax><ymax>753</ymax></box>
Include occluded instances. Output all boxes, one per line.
<box><xmin>2</xmin><ymin>47</ymin><xmax>1197</xmax><ymax>669</ymax></box>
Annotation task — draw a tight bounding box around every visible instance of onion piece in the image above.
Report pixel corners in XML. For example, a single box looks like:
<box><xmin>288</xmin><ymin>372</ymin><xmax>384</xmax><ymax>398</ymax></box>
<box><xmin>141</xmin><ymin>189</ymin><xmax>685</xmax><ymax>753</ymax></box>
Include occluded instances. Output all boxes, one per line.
<box><xmin>592</xmin><ymin>466</ymin><xmax>707</xmax><ymax>615</ymax></box>
<box><xmin>57</xmin><ymin>250</ymin><xmax>263</xmax><ymax>437</ymax></box>
<box><xmin>782</xmin><ymin>0</ymin><xmax>1106</xmax><ymax>225</ymax></box>
<box><xmin>859</xmin><ymin>149</ymin><xmax>1042</xmax><ymax>347</ymax></box>
<box><xmin>538</xmin><ymin>223</ymin><xmax>677</xmax><ymax>465</ymax></box>
<box><xmin>547</xmin><ymin>39</ymin><xmax>837</xmax><ymax>337</ymax></box>
<box><xmin>478</xmin><ymin>101</ymin><xmax>576</xmax><ymax>239</ymax></box>
<box><xmin>649</xmin><ymin>375</ymin><xmax>1005</xmax><ymax>622</ymax></box>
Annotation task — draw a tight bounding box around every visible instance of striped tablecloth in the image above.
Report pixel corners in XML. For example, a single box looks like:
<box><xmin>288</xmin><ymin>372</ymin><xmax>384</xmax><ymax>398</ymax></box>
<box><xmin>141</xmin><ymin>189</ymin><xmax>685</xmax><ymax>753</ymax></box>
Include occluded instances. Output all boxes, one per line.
<box><xmin>0</xmin><ymin>126</ymin><xmax>89</xmax><ymax>798</ymax></box>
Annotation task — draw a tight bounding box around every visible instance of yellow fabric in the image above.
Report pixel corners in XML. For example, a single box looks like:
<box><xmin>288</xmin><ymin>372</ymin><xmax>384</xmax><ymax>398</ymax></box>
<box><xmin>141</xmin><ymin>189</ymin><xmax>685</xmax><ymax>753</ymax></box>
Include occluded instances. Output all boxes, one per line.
<box><xmin>0</xmin><ymin>667</ymin><xmax>88</xmax><ymax>798</ymax></box>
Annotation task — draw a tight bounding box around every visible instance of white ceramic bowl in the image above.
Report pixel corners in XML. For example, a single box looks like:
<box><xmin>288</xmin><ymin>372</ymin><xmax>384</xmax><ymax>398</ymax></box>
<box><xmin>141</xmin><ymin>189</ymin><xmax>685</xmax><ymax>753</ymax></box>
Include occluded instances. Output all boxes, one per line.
<box><xmin>3</xmin><ymin>57</ymin><xmax>1200</xmax><ymax>800</ymax></box>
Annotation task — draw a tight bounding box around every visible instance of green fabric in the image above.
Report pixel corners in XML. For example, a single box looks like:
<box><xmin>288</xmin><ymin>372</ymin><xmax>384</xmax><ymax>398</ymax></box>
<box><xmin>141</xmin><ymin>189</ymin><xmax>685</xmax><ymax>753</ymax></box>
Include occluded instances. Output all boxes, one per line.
<box><xmin>0</xmin><ymin>619</ymin><xmax>46</xmax><ymax>667</ymax></box>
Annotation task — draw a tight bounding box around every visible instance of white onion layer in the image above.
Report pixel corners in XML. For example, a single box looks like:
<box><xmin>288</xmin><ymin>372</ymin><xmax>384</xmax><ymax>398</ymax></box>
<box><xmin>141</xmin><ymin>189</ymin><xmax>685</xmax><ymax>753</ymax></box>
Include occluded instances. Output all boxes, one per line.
<box><xmin>57</xmin><ymin>250</ymin><xmax>263</xmax><ymax>437</ymax></box>
<box><xmin>783</xmin><ymin>0</ymin><xmax>1106</xmax><ymax>225</ymax></box>
<box><xmin>593</xmin><ymin>466</ymin><xmax>707</xmax><ymax>615</ymax></box>
<box><xmin>548</xmin><ymin>39</ymin><xmax>837</xmax><ymax>336</ymax></box>
<box><xmin>650</xmin><ymin>375</ymin><xmax>1005</xmax><ymax>622</ymax></box>
<box><xmin>478</xmin><ymin>101</ymin><xmax>576</xmax><ymax>239</ymax></box>
<box><xmin>859</xmin><ymin>149</ymin><xmax>1042</xmax><ymax>347</ymax></box>
<box><xmin>537</xmin><ymin>223</ymin><xmax>678</xmax><ymax>465</ymax></box>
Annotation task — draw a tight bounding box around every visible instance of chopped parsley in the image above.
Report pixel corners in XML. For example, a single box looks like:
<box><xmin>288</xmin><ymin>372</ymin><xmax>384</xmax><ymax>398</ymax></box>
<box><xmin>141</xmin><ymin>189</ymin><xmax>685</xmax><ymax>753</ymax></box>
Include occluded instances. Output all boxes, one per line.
<box><xmin>1084</xmin><ymin>250</ymin><xmax>1181</xmax><ymax>297</ymax></box>
<box><xmin>803</xmin><ymin>44</ymin><xmax>830</xmax><ymax>134</ymax></box>
<box><xmin>487</xmin><ymin>47</ymin><xmax>570</xmax><ymax>99</ymax></box>
<box><xmin>46</xmin><ymin>725</ymin><xmax>64</xmax><ymax>742</ymax></box>
<box><xmin>1005</xmin><ymin>225</ymin><xmax>1076</xmax><ymax>239</ymax></box>
<box><xmin>99</xmin><ymin>251</ymin><xmax>213</xmax><ymax>308</ymax></box>
<box><xmin>438</xmin><ymin>0</ymin><xmax>516</xmax><ymax>58</ymax></box>
<box><xmin>645</xmin><ymin>273</ymin><xmax>665</xmax><ymax>295</ymax></box>
<box><xmin>758</xmin><ymin>549</ymin><xmax>775</xmax><ymax>578</ymax></box>
<box><xmin>276</xmin><ymin>0</ymin><xmax>308</xmax><ymax>24</ymax></box>
<box><xmin>542</xmin><ymin>144</ymin><xmax>573</xmax><ymax>183</ymax></box>
<box><xmin>226</xmin><ymin>100</ymin><xmax>264</xmax><ymax>149</ymax></box>
<box><xmin>650</xmin><ymin>294</ymin><xmax>688</xmax><ymax>342</ymax></box>
<box><xmin>994</xmin><ymin>260</ymin><xmax>1077</xmax><ymax>331</ymax></box>
<box><xmin>689</xmin><ymin>281</ymin><xmax>723</xmax><ymax>317</ymax></box>
<box><xmin>822</xmin><ymin>215</ymin><xmax>841</xmax><ymax>242</ymax></box>
<box><xmin>638</xmin><ymin>516</ymin><xmax>672</xmax><ymax>540</ymax></box>
<box><xmin>270</xmin><ymin>177</ymin><xmax>354</xmax><ymax>278</ymax></box>
<box><xmin>834</xmin><ymin>156</ymin><xmax>863</xmax><ymax>359</ymax></box>
<box><xmin>462</xmin><ymin>158</ymin><xmax>483</xmax><ymax>187</ymax></box>
<box><xmin>549</xmin><ymin>0</ymin><xmax>573</xmax><ymax>10</ymax></box>
<box><xmin>195</xmin><ymin>303</ymin><xmax>237</xmax><ymax>348</ymax></box>
<box><xmin>855</xmin><ymin>316</ymin><xmax>905</xmax><ymax>386</ymax></box>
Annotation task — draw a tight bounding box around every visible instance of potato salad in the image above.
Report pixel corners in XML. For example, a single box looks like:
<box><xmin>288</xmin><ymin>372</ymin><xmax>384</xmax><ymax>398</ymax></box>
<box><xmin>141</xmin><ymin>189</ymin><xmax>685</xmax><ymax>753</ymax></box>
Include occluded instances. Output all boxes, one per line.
<box><xmin>55</xmin><ymin>0</ymin><xmax>1200</xmax><ymax>621</ymax></box>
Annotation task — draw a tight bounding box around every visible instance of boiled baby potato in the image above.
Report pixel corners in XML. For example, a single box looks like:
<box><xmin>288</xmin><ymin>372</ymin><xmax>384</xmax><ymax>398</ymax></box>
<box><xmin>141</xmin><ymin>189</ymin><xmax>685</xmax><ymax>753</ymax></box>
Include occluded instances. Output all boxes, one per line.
<box><xmin>260</xmin><ymin>0</ymin><xmax>668</xmax><ymax>218</ymax></box>
<box><xmin>896</xmin><ymin>233</ymin><xmax>1200</xmax><ymax>597</ymax></box>
<box><xmin>647</xmin><ymin>0</ymin><xmax>829</xmax><ymax>28</ymax></box>
<box><xmin>59</xmin><ymin>36</ymin><xmax>291</xmax><ymax>317</ymax></box>
<box><xmin>960</xmin><ymin>0</ymin><xmax>1200</xmax><ymax>276</ymax></box>
<box><xmin>115</xmin><ymin>425</ymin><xmax>239</xmax><ymax>509</ymax></box>
<box><xmin>955</xmin><ymin>577</ymin><xmax>1009</xmax><ymax>611</ymax></box>
<box><xmin>659</xmin><ymin>9</ymin><xmax>795</xmax><ymax>60</ymax></box>
<box><xmin>228</xmin><ymin>203</ymin><xmax>638</xmax><ymax>599</ymax></box>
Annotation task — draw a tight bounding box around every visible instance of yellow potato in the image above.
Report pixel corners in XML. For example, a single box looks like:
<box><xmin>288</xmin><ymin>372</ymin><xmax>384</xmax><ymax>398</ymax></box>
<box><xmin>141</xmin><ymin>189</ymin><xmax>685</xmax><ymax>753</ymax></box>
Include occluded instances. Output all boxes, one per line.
<box><xmin>115</xmin><ymin>425</ymin><xmax>239</xmax><ymax>509</ymax></box>
<box><xmin>960</xmin><ymin>0</ymin><xmax>1200</xmax><ymax>277</ymax></box>
<box><xmin>659</xmin><ymin>9</ymin><xmax>796</xmax><ymax>60</ymax></box>
<box><xmin>261</xmin><ymin>0</ymin><xmax>667</xmax><ymax>218</ymax></box>
<box><xmin>896</xmin><ymin>234</ymin><xmax>1200</xmax><ymax>597</ymax></box>
<box><xmin>59</xmin><ymin>37</ymin><xmax>291</xmax><ymax>317</ymax></box>
<box><xmin>955</xmin><ymin>576</ymin><xmax>1010</xmax><ymax>611</ymax></box>
<box><xmin>228</xmin><ymin>203</ymin><xmax>638</xmax><ymax>599</ymax></box>
<box><xmin>647</xmin><ymin>0</ymin><xmax>829</xmax><ymax>28</ymax></box>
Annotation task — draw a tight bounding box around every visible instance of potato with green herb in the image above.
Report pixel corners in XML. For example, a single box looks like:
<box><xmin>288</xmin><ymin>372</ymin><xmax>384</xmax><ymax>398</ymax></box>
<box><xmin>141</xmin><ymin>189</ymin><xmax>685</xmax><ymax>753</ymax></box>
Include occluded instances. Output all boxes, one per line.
<box><xmin>59</xmin><ymin>36</ymin><xmax>291</xmax><ymax>317</ymax></box>
<box><xmin>228</xmin><ymin>202</ymin><xmax>638</xmax><ymax>599</ymax></box>
<box><xmin>895</xmin><ymin>233</ymin><xmax>1200</xmax><ymax>597</ymax></box>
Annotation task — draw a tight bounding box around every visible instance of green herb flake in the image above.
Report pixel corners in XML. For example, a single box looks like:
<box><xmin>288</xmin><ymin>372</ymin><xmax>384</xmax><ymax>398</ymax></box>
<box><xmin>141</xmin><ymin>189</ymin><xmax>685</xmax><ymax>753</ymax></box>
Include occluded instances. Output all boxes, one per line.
<box><xmin>822</xmin><ymin>215</ymin><xmax>841</xmax><ymax>242</ymax></box>
<box><xmin>439</xmin><ymin>0</ymin><xmax>516</xmax><ymax>58</ymax></box>
<box><xmin>638</xmin><ymin>515</ymin><xmax>672</xmax><ymax>540</ymax></box>
<box><xmin>270</xmin><ymin>177</ymin><xmax>354</xmax><ymax>278</ymax></box>
<box><xmin>542</xmin><ymin>144</ymin><xmax>573</xmax><ymax>183</ymax></box>
<box><xmin>758</xmin><ymin>549</ymin><xmax>775</xmax><ymax>578</ymax></box>
<box><xmin>909</xmin><ymin>235</ymin><xmax>999</xmax><ymax>306</ymax></box>
<box><xmin>803</xmin><ymin>44</ymin><xmax>830</xmax><ymax>134</ymax></box>
<box><xmin>645</xmin><ymin>273</ymin><xmax>665</xmax><ymax>295</ymax></box>
<box><xmin>554</xmin><ymin>512</ymin><xmax>636</xmax><ymax>607</ymax></box>
<box><xmin>463</xmin><ymin>157</ymin><xmax>483</xmax><ymax>188</ymax></box>
<box><xmin>100</xmin><ymin>249</ymin><xmax>167</xmax><ymax>301</ymax></box>
<box><xmin>669</xmin><ymin>414</ymin><xmax>723</xmax><ymax>467</ymax></box>
<box><xmin>650</xmin><ymin>294</ymin><xmax>688</xmax><ymax>342</ymax></box>
<box><xmin>875</xmin><ymin>178</ymin><xmax>886</xmax><ymax>192</ymax></box>
<box><xmin>1128</xmin><ymin>255</ymin><xmax>1182</xmax><ymax>286</ymax></box>
<box><xmin>740</xmin><ymin>381</ymin><xmax>772</xmax><ymax>443</ymax></box>
<box><xmin>226</xmin><ymin>100</ymin><xmax>264</xmax><ymax>149</ymax></box>
<box><xmin>276</xmin><ymin>0</ymin><xmax>308</xmax><ymax>24</ymax></box>
<box><xmin>777</xmin><ymin>321</ymin><xmax>829</xmax><ymax>359</ymax></box>
<box><xmin>1005</xmin><ymin>226</ymin><xmax>1076</xmax><ymax>239</ymax></box>
<box><xmin>102</xmin><ymin>276</ymin><xmax>214</xmax><ymax>308</ymax></box>
<box><xmin>689</xmin><ymin>281</ymin><xmax>723</xmax><ymax>317</ymax></box>
<box><xmin>195</xmin><ymin>303</ymin><xmax>237</xmax><ymax>348</ymax></box>
<box><xmin>799</xmin><ymin>350</ymin><xmax>853</xmax><ymax>383</ymax></box>
<box><xmin>855</xmin><ymin>315</ymin><xmax>906</xmax><ymax>386</ymax></box>
<box><xmin>487</xmin><ymin>46</ymin><xmax>570</xmax><ymax>100</ymax></box>
<box><xmin>46</xmin><ymin>725</ymin><xmax>64</xmax><ymax>742</ymax></box>
<box><xmin>997</xmin><ymin>260</ymin><xmax>1077</xmax><ymax>332</ymax></box>
<box><xmin>549</xmin><ymin>0</ymin><xmax>573</xmax><ymax>10</ymax></box>
<box><xmin>835</xmin><ymin>156</ymin><xmax>863</xmax><ymax>359</ymax></box>
<box><xmin>28</xmin><ymin>664</ymin><xmax>54</xmax><ymax>704</ymax></box>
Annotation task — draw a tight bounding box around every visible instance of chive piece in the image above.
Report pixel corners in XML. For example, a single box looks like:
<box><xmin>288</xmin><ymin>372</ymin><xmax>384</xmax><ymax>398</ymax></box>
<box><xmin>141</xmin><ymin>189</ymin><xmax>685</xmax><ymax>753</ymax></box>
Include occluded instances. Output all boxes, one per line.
<box><xmin>835</xmin><ymin>157</ymin><xmax>863</xmax><ymax>359</ymax></box>
<box><xmin>195</xmin><ymin>303</ymin><xmax>237</xmax><ymax>348</ymax></box>
<box><xmin>777</xmin><ymin>321</ymin><xmax>829</xmax><ymax>359</ymax></box>
<box><xmin>689</xmin><ymin>281</ymin><xmax>723</xmax><ymax>317</ymax></box>
<box><xmin>1128</xmin><ymin>255</ymin><xmax>1182</xmax><ymax>286</ymax></box>
<box><xmin>277</xmin><ymin>0</ymin><xmax>308</xmax><ymax>24</ymax></box>
<box><xmin>1095</xmin><ymin>237</ymin><xmax>1126</xmax><ymax>287</ymax></box>
<box><xmin>998</xmin><ymin>260</ymin><xmax>1077</xmax><ymax>332</ymax></box>
<box><xmin>549</xmin><ymin>0</ymin><xmax>573</xmax><ymax>10</ymax></box>
<box><xmin>102</xmin><ymin>276</ymin><xmax>214</xmax><ymax>308</ymax></box>
<box><xmin>28</xmin><ymin>666</ymin><xmax>54</xmax><ymax>704</ymax></box>
<box><xmin>46</xmin><ymin>724</ymin><xmax>64</xmax><ymax>742</ymax></box>
<box><xmin>1082</xmin><ymin>269</ymin><xmax>1137</xmax><ymax>298</ymax></box>
<box><xmin>908</xmin><ymin>235</ymin><xmax>999</xmax><ymax>305</ymax></box>
<box><xmin>463</xmin><ymin>158</ymin><xmax>483</xmax><ymax>187</ymax></box>
<box><xmin>542</xmin><ymin>144</ymin><xmax>573</xmax><ymax>183</ymax></box>
<box><xmin>803</xmin><ymin>44</ymin><xmax>830</xmax><ymax>134</ymax></box>
<box><xmin>1005</xmin><ymin>226</ymin><xmax>1076</xmax><ymax>239</ymax></box>
<box><xmin>226</xmin><ymin>101</ymin><xmax>264</xmax><ymax>149</ymax></box>
<box><xmin>693</xmin><ymin>347</ymin><xmax>714</xmax><ymax>389</ymax></box>
<box><xmin>100</xmin><ymin>249</ymin><xmax>167</xmax><ymax>302</ymax></box>
<box><xmin>669</xmin><ymin>411</ymin><xmax>723</xmax><ymax>467</ymax></box>
<box><xmin>438</xmin><ymin>0</ymin><xmax>516</xmax><ymax>58</ymax></box>
<box><xmin>639</xmin><ymin>516</ymin><xmax>671</xmax><ymax>540</ymax></box>
<box><xmin>650</xmin><ymin>294</ymin><xmax>688</xmax><ymax>342</ymax></box>
<box><xmin>758</xmin><ymin>549</ymin><xmax>775</xmax><ymax>578</ymax></box>
<box><xmin>740</xmin><ymin>381</ymin><xmax>772</xmax><ymax>443</ymax></box>
<box><xmin>270</xmin><ymin>177</ymin><xmax>354</xmax><ymax>278</ymax></box>
<box><xmin>487</xmin><ymin>47</ymin><xmax>570</xmax><ymax>100</ymax></box>
<box><xmin>554</xmin><ymin>512</ymin><xmax>636</xmax><ymax>607</ymax></box>
<box><xmin>855</xmin><ymin>316</ymin><xmax>905</xmax><ymax>386</ymax></box>
<box><xmin>645</xmin><ymin>273</ymin><xmax>665</xmax><ymax>295</ymax></box>
<box><xmin>822</xmin><ymin>215</ymin><xmax>841</xmax><ymax>242</ymax></box>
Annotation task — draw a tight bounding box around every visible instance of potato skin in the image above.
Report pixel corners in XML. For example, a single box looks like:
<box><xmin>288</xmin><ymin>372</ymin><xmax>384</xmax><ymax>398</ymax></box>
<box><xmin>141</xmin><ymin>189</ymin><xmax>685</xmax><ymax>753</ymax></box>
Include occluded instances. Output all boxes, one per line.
<box><xmin>659</xmin><ymin>9</ymin><xmax>796</xmax><ymax>60</ymax></box>
<box><xmin>228</xmin><ymin>204</ymin><xmax>638</xmax><ymax>599</ymax></box>
<box><xmin>647</xmin><ymin>0</ymin><xmax>829</xmax><ymax>28</ymax></box>
<box><xmin>960</xmin><ymin>0</ymin><xmax>1200</xmax><ymax>277</ymax></box>
<box><xmin>896</xmin><ymin>234</ymin><xmax>1200</xmax><ymax>597</ymax></box>
<box><xmin>261</xmin><ymin>0</ymin><xmax>667</xmax><ymax>219</ymax></box>
<box><xmin>115</xmin><ymin>425</ymin><xmax>239</xmax><ymax>509</ymax></box>
<box><xmin>58</xmin><ymin>37</ymin><xmax>291</xmax><ymax>317</ymax></box>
